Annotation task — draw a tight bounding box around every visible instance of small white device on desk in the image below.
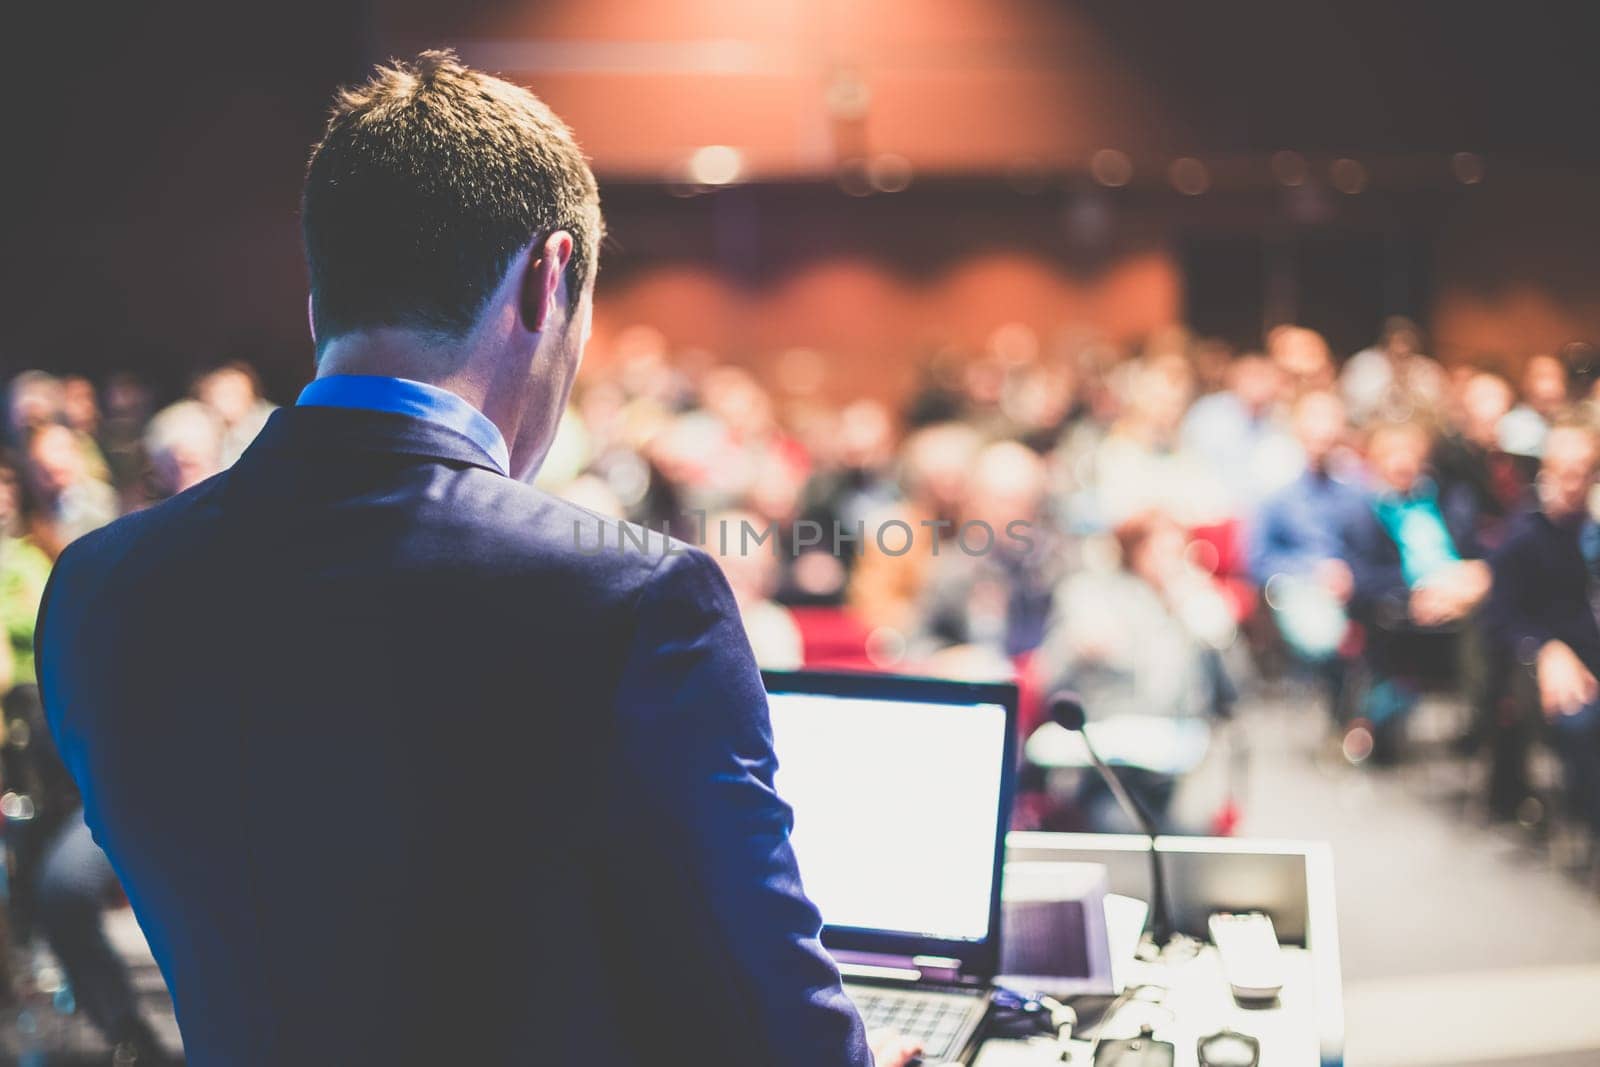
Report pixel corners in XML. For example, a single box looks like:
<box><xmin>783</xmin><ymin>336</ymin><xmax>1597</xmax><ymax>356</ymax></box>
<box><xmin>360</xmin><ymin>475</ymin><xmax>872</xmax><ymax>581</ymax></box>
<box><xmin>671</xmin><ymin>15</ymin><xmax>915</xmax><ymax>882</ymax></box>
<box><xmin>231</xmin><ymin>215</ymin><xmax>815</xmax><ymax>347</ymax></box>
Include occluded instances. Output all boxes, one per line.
<box><xmin>1208</xmin><ymin>912</ymin><xmax>1284</xmax><ymax>1004</ymax></box>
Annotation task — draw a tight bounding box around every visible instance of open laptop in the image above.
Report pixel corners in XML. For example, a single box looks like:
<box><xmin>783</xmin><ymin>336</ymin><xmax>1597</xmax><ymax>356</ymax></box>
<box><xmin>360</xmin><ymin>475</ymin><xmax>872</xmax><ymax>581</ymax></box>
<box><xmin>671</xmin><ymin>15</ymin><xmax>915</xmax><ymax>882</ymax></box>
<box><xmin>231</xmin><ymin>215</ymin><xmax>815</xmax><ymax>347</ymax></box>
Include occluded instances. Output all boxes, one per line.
<box><xmin>762</xmin><ymin>670</ymin><xmax>1018</xmax><ymax>1065</ymax></box>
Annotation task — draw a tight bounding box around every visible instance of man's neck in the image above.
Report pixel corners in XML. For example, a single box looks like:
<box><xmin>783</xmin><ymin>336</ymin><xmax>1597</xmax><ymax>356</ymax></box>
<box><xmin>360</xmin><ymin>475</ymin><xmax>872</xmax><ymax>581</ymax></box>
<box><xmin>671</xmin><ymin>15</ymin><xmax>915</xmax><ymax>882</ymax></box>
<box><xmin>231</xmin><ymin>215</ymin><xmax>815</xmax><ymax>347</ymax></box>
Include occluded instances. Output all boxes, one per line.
<box><xmin>315</xmin><ymin>329</ymin><xmax>528</xmax><ymax>467</ymax></box>
<box><xmin>317</xmin><ymin>331</ymin><xmax>483</xmax><ymax>401</ymax></box>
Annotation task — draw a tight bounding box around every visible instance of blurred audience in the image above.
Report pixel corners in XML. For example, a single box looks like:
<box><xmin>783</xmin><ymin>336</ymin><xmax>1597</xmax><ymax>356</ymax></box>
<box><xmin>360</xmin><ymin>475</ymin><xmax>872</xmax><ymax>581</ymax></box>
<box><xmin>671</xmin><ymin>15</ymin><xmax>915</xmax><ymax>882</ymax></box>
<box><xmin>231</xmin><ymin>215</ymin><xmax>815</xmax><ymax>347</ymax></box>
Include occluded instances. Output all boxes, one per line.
<box><xmin>5</xmin><ymin>315</ymin><xmax>1600</xmax><ymax>879</ymax></box>
<box><xmin>1033</xmin><ymin>509</ymin><xmax>1237</xmax><ymax>831</ymax></box>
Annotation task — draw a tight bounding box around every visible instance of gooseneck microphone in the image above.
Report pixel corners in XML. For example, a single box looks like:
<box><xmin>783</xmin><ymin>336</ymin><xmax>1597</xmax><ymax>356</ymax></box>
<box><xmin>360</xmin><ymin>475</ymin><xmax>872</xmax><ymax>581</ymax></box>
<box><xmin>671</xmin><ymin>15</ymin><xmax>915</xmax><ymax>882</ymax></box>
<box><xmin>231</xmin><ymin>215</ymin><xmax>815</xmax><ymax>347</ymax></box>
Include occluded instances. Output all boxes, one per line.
<box><xmin>1047</xmin><ymin>690</ymin><xmax>1176</xmax><ymax>948</ymax></box>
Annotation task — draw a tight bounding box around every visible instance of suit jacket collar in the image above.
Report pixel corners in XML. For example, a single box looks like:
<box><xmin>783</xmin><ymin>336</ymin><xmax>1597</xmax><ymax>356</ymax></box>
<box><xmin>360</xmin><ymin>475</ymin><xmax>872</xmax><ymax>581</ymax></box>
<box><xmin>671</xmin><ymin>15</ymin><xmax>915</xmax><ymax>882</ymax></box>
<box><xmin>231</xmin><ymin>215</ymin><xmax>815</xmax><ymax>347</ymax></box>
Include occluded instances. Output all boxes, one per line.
<box><xmin>296</xmin><ymin>375</ymin><xmax>510</xmax><ymax>475</ymax></box>
<box><xmin>240</xmin><ymin>405</ymin><xmax>509</xmax><ymax>477</ymax></box>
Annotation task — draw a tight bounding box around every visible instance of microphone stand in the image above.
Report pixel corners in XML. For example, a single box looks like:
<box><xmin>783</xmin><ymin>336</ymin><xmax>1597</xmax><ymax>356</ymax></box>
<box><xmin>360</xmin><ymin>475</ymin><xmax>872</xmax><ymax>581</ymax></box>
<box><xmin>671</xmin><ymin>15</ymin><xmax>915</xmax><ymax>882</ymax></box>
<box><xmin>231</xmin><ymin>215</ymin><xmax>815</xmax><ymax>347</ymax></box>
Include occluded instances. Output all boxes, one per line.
<box><xmin>1048</xmin><ymin>691</ymin><xmax>1177</xmax><ymax>949</ymax></box>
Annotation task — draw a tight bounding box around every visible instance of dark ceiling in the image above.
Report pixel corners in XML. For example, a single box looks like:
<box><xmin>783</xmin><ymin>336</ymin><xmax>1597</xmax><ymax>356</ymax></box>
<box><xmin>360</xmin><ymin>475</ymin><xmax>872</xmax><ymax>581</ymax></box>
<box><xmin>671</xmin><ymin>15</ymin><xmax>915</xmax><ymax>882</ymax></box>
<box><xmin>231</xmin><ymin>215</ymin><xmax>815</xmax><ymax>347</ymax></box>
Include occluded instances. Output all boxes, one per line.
<box><xmin>3</xmin><ymin>1</ymin><xmax>1595</xmax><ymax>387</ymax></box>
<box><xmin>1078</xmin><ymin>0</ymin><xmax>1600</xmax><ymax>161</ymax></box>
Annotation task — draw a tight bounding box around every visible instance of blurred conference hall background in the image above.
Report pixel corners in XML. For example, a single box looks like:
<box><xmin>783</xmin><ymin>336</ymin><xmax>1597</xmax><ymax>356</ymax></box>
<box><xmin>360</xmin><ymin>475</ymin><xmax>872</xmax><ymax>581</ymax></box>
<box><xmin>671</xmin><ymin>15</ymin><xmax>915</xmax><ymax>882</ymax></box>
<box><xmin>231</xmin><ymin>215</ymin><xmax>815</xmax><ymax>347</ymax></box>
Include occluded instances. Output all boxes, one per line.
<box><xmin>5</xmin><ymin>2</ymin><xmax>1600</xmax><ymax>1064</ymax></box>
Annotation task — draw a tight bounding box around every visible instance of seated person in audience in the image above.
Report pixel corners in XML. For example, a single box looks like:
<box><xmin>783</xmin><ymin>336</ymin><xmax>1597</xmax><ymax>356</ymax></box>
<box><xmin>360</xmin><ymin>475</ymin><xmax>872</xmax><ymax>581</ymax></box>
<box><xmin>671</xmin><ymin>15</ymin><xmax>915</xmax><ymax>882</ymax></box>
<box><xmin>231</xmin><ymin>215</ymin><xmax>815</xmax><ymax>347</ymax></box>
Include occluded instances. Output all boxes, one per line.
<box><xmin>1249</xmin><ymin>390</ymin><xmax>1368</xmax><ymax>715</ymax></box>
<box><xmin>99</xmin><ymin>374</ymin><xmax>156</xmax><ymax>510</ymax></box>
<box><xmin>916</xmin><ymin>440</ymin><xmax>1068</xmax><ymax>663</ymax></box>
<box><xmin>1180</xmin><ymin>351</ymin><xmax>1300</xmax><ymax>518</ymax></box>
<box><xmin>1034</xmin><ymin>509</ymin><xmax>1236</xmax><ymax>831</ymax></box>
<box><xmin>1094</xmin><ymin>352</ymin><xmax>1231</xmax><ymax>528</ymax></box>
<box><xmin>1487</xmin><ymin>415</ymin><xmax>1600</xmax><ymax>834</ymax></box>
<box><xmin>1431</xmin><ymin>370</ymin><xmax>1528</xmax><ymax>552</ymax></box>
<box><xmin>58</xmin><ymin>376</ymin><xmax>114</xmax><ymax>486</ymax></box>
<box><xmin>699</xmin><ymin>365</ymin><xmax>809</xmax><ymax>517</ymax></box>
<box><xmin>750</xmin><ymin>450</ymin><xmax>851</xmax><ymax>608</ymax></box>
<box><xmin>848</xmin><ymin>421</ymin><xmax>981</xmax><ymax>638</ymax></box>
<box><xmin>1267</xmin><ymin>325</ymin><xmax>1337</xmax><ymax>401</ymax></box>
<box><xmin>1002</xmin><ymin>356</ymin><xmax>1079</xmax><ymax>454</ymax></box>
<box><xmin>1500</xmin><ymin>352</ymin><xmax>1573</xmax><ymax>460</ymax></box>
<box><xmin>796</xmin><ymin>399</ymin><xmax>900</xmax><ymax>587</ymax></box>
<box><xmin>194</xmin><ymin>362</ymin><xmax>277</xmax><ymax>469</ymax></box>
<box><xmin>5</xmin><ymin>371</ymin><xmax>66</xmax><ymax>448</ymax></box>
<box><xmin>1340</xmin><ymin>316</ymin><xmax>1447</xmax><ymax>427</ymax></box>
<box><xmin>143</xmin><ymin>400</ymin><xmax>224</xmax><ymax>501</ymax></box>
<box><xmin>22</xmin><ymin>422</ymin><xmax>117</xmax><ymax>558</ymax></box>
<box><xmin>1342</xmin><ymin>418</ymin><xmax>1490</xmax><ymax>760</ymax></box>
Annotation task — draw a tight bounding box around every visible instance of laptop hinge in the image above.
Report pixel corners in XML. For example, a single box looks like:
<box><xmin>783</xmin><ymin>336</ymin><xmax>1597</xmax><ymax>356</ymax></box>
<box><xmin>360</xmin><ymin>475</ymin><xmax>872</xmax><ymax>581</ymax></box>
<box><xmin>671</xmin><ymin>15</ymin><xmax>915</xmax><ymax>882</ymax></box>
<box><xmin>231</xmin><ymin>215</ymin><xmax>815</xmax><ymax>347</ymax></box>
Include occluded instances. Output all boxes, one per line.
<box><xmin>834</xmin><ymin>951</ymin><xmax>965</xmax><ymax>984</ymax></box>
<box><xmin>911</xmin><ymin>955</ymin><xmax>964</xmax><ymax>983</ymax></box>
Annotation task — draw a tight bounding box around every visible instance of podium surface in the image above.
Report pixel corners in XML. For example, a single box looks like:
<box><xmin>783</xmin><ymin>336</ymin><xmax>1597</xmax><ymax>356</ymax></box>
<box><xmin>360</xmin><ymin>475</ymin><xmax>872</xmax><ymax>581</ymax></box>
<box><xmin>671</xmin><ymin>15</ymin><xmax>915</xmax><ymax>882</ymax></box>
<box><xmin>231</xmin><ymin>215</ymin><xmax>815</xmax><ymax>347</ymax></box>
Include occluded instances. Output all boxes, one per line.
<box><xmin>983</xmin><ymin>832</ymin><xmax>1344</xmax><ymax>1066</ymax></box>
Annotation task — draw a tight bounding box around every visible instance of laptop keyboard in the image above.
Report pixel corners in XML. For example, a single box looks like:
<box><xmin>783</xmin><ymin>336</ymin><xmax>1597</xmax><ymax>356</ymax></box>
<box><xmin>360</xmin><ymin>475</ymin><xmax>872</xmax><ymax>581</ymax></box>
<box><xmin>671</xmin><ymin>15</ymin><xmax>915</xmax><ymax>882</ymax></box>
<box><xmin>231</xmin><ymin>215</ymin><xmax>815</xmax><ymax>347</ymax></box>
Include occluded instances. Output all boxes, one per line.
<box><xmin>845</xmin><ymin>984</ymin><xmax>983</xmax><ymax>1062</ymax></box>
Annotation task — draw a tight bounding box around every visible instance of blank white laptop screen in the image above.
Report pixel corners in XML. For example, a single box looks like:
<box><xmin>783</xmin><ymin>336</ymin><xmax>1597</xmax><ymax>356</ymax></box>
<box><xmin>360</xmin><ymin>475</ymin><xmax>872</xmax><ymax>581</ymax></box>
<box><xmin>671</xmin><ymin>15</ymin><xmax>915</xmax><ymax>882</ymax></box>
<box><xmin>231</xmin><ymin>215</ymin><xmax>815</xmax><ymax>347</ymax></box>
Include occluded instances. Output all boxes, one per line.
<box><xmin>766</xmin><ymin>691</ymin><xmax>1009</xmax><ymax>943</ymax></box>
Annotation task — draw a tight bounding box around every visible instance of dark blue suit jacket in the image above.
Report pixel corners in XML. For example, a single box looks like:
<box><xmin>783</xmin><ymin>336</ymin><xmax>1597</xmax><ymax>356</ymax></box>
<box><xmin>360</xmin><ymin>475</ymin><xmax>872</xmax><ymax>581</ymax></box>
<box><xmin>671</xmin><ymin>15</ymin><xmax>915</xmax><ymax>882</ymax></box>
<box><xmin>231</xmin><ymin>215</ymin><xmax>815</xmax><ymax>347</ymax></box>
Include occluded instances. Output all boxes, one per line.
<box><xmin>36</xmin><ymin>406</ymin><xmax>870</xmax><ymax>1066</ymax></box>
<box><xmin>1487</xmin><ymin>508</ymin><xmax>1600</xmax><ymax>677</ymax></box>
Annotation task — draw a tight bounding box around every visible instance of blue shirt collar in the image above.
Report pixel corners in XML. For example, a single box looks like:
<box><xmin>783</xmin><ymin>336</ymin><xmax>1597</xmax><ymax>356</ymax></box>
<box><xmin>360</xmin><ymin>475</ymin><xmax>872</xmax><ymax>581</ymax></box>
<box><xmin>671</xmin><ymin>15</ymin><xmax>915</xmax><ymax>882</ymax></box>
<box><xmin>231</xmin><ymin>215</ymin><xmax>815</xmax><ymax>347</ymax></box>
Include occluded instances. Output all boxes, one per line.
<box><xmin>296</xmin><ymin>375</ymin><xmax>510</xmax><ymax>477</ymax></box>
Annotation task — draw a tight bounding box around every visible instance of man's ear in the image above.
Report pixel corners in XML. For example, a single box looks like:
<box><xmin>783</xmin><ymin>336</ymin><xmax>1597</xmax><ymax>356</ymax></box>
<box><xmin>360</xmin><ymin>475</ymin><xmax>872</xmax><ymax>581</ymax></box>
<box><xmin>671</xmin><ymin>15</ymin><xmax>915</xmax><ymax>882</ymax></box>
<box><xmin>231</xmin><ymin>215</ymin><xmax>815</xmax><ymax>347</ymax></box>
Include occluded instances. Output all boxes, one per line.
<box><xmin>520</xmin><ymin>230</ymin><xmax>575</xmax><ymax>333</ymax></box>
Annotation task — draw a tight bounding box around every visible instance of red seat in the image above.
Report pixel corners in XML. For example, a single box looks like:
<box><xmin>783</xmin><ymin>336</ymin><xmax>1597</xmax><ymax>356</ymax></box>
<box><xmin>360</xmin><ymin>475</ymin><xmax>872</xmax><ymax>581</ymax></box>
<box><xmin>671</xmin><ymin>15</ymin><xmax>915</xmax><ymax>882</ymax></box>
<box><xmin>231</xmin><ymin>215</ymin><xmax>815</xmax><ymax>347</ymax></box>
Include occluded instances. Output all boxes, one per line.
<box><xmin>1187</xmin><ymin>518</ymin><xmax>1258</xmax><ymax>624</ymax></box>
<box><xmin>790</xmin><ymin>606</ymin><xmax>877</xmax><ymax>671</ymax></box>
